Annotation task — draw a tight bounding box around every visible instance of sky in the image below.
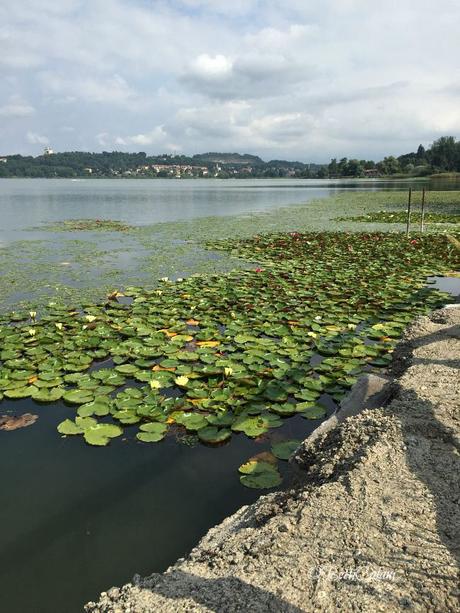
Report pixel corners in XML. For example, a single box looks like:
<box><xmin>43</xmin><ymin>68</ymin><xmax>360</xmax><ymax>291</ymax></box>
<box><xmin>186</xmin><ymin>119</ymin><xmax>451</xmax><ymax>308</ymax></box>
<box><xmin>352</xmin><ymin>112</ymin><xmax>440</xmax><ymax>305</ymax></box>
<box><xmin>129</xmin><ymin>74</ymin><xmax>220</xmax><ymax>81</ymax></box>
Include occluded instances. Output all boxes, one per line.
<box><xmin>1</xmin><ymin>0</ymin><xmax>459</xmax><ymax>162</ymax></box>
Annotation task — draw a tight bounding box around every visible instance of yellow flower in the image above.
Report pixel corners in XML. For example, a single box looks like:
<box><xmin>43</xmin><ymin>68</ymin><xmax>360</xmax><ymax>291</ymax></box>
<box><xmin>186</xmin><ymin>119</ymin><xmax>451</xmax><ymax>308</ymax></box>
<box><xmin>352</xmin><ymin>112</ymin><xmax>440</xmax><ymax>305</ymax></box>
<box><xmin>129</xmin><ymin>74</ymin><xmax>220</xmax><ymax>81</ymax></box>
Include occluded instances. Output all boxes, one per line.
<box><xmin>224</xmin><ymin>367</ymin><xmax>233</xmax><ymax>377</ymax></box>
<box><xmin>149</xmin><ymin>379</ymin><xmax>162</xmax><ymax>390</ymax></box>
<box><xmin>85</xmin><ymin>315</ymin><xmax>97</xmax><ymax>323</ymax></box>
<box><xmin>28</xmin><ymin>328</ymin><xmax>36</xmax><ymax>336</ymax></box>
<box><xmin>174</xmin><ymin>376</ymin><xmax>189</xmax><ymax>387</ymax></box>
<box><xmin>29</xmin><ymin>311</ymin><xmax>37</xmax><ymax>320</ymax></box>
<box><xmin>55</xmin><ymin>323</ymin><xmax>64</xmax><ymax>330</ymax></box>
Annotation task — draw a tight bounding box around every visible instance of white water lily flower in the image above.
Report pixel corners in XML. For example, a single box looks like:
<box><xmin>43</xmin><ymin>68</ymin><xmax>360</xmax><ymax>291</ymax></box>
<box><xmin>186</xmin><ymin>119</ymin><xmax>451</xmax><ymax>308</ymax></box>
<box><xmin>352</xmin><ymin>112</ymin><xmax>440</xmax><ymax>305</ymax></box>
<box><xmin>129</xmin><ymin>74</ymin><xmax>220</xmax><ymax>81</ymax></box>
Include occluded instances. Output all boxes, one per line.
<box><xmin>55</xmin><ymin>323</ymin><xmax>64</xmax><ymax>330</ymax></box>
<box><xmin>160</xmin><ymin>277</ymin><xmax>169</xmax><ymax>282</ymax></box>
<box><xmin>28</xmin><ymin>328</ymin><xmax>36</xmax><ymax>336</ymax></box>
<box><xmin>314</xmin><ymin>316</ymin><xmax>322</xmax><ymax>321</ymax></box>
<box><xmin>155</xmin><ymin>290</ymin><xmax>163</xmax><ymax>295</ymax></box>
<box><xmin>29</xmin><ymin>311</ymin><xmax>37</xmax><ymax>320</ymax></box>
<box><xmin>174</xmin><ymin>376</ymin><xmax>189</xmax><ymax>386</ymax></box>
<box><xmin>149</xmin><ymin>379</ymin><xmax>162</xmax><ymax>390</ymax></box>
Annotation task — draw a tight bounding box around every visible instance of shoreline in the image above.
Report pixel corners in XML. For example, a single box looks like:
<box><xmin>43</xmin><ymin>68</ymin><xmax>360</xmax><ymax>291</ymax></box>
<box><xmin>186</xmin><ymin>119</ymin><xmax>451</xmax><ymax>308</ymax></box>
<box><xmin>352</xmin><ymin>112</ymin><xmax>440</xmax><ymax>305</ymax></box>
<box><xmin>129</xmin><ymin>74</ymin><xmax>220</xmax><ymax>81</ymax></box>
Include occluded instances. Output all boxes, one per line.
<box><xmin>86</xmin><ymin>305</ymin><xmax>460</xmax><ymax>612</ymax></box>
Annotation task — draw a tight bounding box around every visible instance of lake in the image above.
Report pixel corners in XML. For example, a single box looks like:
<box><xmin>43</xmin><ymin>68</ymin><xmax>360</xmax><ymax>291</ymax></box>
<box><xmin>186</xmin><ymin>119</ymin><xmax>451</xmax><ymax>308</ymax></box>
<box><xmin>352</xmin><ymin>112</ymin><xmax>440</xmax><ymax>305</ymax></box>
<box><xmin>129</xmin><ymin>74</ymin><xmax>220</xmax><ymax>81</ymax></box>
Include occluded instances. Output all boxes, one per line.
<box><xmin>2</xmin><ymin>176</ymin><xmax>459</xmax><ymax>242</ymax></box>
<box><xmin>0</xmin><ymin>177</ymin><xmax>458</xmax><ymax>613</ymax></box>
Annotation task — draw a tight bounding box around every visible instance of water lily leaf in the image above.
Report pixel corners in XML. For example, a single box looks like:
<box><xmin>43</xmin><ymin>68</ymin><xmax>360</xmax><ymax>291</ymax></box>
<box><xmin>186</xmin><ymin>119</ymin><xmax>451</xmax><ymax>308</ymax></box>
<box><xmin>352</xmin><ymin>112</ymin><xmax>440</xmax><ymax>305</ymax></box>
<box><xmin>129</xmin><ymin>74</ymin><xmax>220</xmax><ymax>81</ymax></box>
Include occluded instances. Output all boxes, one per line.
<box><xmin>238</xmin><ymin>459</ymin><xmax>282</xmax><ymax>489</ymax></box>
<box><xmin>83</xmin><ymin>423</ymin><xmax>123</xmax><ymax>446</ymax></box>
<box><xmin>294</xmin><ymin>389</ymin><xmax>320</xmax><ymax>401</ymax></box>
<box><xmin>33</xmin><ymin>377</ymin><xmax>64</xmax><ymax>388</ymax></box>
<box><xmin>175</xmin><ymin>412</ymin><xmax>208</xmax><ymax>431</ymax></box>
<box><xmin>197</xmin><ymin>426</ymin><xmax>231</xmax><ymax>444</ymax></box>
<box><xmin>206</xmin><ymin>411</ymin><xmax>234</xmax><ymax>427</ymax></box>
<box><xmin>4</xmin><ymin>387</ymin><xmax>33</xmax><ymax>399</ymax></box>
<box><xmin>271</xmin><ymin>439</ymin><xmax>301</xmax><ymax>460</ymax></box>
<box><xmin>268</xmin><ymin>403</ymin><xmax>297</xmax><ymax>416</ymax></box>
<box><xmin>299</xmin><ymin>404</ymin><xmax>327</xmax><ymax>419</ymax></box>
<box><xmin>114</xmin><ymin>364</ymin><xmax>138</xmax><ymax>375</ymax></box>
<box><xmin>232</xmin><ymin>416</ymin><xmax>269</xmax><ymax>437</ymax></box>
<box><xmin>77</xmin><ymin>399</ymin><xmax>110</xmax><ymax>417</ymax></box>
<box><xmin>264</xmin><ymin>383</ymin><xmax>288</xmax><ymax>402</ymax></box>
<box><xmin>31</xmin><ymin>387</ymin><xmax>64</xmax><ymax>402</ymax></box>
<box><xmin>58</xmin><ymin>418</ymin><xmax>85</xmax><ymax>435</ymax></box>
<box><xmin>63</xmin><ymin>389</ymin><xmax>94</xmax><ymax>405</ymax></box>
<box><xmin>112</xmin><ymin>409</ymin><xmax>141</xmax><ymax>424</ymax></box>
<box><xmin>136</xmin><ymin>422</ymin><xmax>167</xmax><ymax>442</ymax></box>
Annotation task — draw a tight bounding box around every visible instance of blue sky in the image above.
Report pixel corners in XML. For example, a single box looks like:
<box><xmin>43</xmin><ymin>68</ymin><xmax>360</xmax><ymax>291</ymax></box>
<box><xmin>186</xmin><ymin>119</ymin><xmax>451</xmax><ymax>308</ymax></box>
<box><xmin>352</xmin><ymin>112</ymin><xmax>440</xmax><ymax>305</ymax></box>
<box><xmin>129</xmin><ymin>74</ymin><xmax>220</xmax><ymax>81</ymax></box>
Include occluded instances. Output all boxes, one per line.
<box><xmin>1</xmin><ymin>0</ymin><xmax>459</xmax><ymax>161</ymax></box>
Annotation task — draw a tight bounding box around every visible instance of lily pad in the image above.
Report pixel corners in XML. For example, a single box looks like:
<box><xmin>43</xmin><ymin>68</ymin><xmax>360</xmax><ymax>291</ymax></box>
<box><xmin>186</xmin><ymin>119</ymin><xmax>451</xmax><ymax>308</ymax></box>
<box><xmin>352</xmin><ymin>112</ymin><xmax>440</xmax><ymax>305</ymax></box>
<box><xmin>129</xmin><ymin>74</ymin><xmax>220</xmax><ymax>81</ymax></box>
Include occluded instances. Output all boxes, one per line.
<box><xmin>63</xmin><ymin>389</ymin><xmax>94</xmax><ymax>405</ymax></box>
<box><xmin>136</xmin><ymin>422</ymin><xmax>167</xmax><ymax>443</ymax></box>
<box><xmin>271</xmin><ymin>439</ymin><xmax>301</xmax><ymax>460</ymax></box>
<box><xmin>174</xmin><ymin>412</ymin><xmax>208</xmax><ymax>431</ymax></box>
<box><xmin>232</xmin><ymin>416</ymin><xmax>269</xmax><ymax>437</ymax></box>
<box><xmin>238</xmin><ymin>459</ymin><xmax>282</xmax><ymax>489</ymax></box>
<box><xmin>31</xmin><ymin>387</ymin><xmax>64</xmax><ymax>402</ymax></box>
<box><xmin>197</xmin><ymin>426</ymin><xmax>231</xmax><ymax>444</ymax></box>
<box><xmin>299</xmin><ymin>404</ymin><xmax>328</xmax><ymax>419</ymax></box>
<box><xmin>83</xmin><ymin>423</ymin><xmax>123</xmax><ymax>446</ymax></box>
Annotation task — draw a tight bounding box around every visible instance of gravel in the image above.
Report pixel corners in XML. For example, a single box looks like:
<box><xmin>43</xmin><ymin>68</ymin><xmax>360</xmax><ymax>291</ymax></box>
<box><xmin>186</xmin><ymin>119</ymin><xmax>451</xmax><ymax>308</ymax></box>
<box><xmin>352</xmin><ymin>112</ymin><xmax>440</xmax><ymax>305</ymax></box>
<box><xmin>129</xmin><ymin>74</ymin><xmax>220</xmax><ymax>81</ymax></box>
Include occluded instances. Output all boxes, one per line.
<box><xmin>86</xmin><ymin>307</ymin><xmax>460</xmax><ymax>613</ymax></box>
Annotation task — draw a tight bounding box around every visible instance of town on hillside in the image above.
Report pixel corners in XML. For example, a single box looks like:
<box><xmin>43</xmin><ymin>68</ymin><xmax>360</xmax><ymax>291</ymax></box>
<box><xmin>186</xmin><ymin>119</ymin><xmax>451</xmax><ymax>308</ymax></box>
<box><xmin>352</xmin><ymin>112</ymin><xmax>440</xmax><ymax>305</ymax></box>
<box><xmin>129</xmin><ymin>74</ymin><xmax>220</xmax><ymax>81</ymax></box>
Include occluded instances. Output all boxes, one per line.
<box><xmin>0</xmin><ymin>136</ymin><xmax>458</xmax><ymax>178</ymax></box>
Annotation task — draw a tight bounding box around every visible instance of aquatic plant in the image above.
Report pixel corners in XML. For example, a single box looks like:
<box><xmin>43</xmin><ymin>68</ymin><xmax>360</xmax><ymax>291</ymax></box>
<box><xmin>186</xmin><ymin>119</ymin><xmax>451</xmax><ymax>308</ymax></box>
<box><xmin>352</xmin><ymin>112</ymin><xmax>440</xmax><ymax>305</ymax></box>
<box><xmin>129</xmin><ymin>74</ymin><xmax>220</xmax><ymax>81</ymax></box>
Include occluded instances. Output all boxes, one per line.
<box><xmin>336</xmin><ymin>211</ymin><xmax>460</xmax><ymax>224</ymax></box>
<box><xmin>0</xmin><ymin>232</ymin><xmax>457</xmax><ymax>471</ymax></box>
<box><xmin>37</xmin><ymin>219</ymin><xmax>134</xmax><ymax>232</ymax></box>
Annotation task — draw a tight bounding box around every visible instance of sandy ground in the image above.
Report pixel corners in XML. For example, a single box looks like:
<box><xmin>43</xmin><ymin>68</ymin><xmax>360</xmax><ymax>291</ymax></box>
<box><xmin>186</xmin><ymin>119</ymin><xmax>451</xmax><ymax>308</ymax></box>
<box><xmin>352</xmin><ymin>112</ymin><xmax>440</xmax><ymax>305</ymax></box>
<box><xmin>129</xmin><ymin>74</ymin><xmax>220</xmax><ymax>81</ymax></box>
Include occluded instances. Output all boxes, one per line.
<box><xmin>86</xmin><ymin>307</ymin><xmax>460</xmax><ymax>612</ymax></box>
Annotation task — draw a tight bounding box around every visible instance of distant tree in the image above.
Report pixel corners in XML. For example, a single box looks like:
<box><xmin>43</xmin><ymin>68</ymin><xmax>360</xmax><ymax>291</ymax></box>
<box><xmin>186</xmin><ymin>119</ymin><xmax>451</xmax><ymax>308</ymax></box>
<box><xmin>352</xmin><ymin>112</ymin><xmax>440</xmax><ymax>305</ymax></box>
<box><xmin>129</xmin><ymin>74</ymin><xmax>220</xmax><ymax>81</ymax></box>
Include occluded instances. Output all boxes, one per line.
<box><xmin>416</xmin><ymin>144</ymin><xmax>426</xmax><ymax>160</ymax></box>
<box><xmin>377</xmin><ymin>156</ymin><xmax>400</xmax><ymax>175</ymax></box>
<box><xmin>337</xmin><ymin>158</ymin><xmax>348</xmax><ymax>176</ymax></box>
<box><xmin>429</xmin><ymin>136</ymin><xmax>457</xmax><ymax>171</ymax></box>
<box><xmin>328</xmin><ymin>158</ymin><xmax>338</xmax><ymax>177</ymax></box>
<box><xmin>345</xmin><ymin>159</ymin><xmax>364</xmax><ymax>177</ymax></box>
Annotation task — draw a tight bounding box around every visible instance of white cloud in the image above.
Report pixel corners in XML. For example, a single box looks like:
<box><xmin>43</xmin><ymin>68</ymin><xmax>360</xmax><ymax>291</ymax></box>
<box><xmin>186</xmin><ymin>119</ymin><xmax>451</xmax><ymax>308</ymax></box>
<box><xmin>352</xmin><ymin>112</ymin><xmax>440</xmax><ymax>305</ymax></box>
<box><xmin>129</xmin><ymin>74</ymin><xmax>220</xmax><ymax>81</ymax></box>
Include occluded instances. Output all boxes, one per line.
<box><xmin>115</xmin><ymin>126</ymin><xmax>180</xmax><ymax>151</ymax></box>
<box><xmin>191</xmin><ymin>54</ymin><xmax>233</xmax><ymax>80</ymax></box>
<box><xmin>1</xmin><ymin>0</ymin><xmax>459</xmax><ymax>158</ymax></box>
<box><xmin>39</xmin><ymin>72</ymin><xmax>140</xmax><ymax>107</ymax></box>
<box><xmin>0</xmin><ymin>95</ymin><xmax>35</xmax><ymax>117</ymax></box>
<box><xmin>27</xmin><ymin>131</ymin><xmax>49</xmax><ymax>144</ymax></box>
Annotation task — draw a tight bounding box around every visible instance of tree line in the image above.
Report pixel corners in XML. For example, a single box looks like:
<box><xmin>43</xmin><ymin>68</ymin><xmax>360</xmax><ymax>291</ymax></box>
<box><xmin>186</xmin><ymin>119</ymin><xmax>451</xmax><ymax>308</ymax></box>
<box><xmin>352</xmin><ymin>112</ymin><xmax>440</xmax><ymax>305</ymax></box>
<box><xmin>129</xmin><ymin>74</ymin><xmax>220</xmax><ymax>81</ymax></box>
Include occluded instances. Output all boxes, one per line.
<box><xmin>326</xmin><ymin>136</ymin><xmax>460</xmax><ymax>178</ymax></box>
<box><xmin>0</xmin><ymin>136</ymin><xmax>458</xmax><ymax>178</ymax></box>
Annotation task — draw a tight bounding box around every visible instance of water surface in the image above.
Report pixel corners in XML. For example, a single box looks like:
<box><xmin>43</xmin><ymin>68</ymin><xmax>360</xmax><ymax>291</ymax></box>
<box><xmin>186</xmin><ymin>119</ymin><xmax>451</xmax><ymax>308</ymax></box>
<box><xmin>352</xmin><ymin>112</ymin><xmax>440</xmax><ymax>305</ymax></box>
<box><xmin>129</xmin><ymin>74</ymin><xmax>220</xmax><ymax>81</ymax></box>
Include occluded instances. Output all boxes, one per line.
<box><xmin>0</xmin><ymin>177</ymin><xmax>458</xmax><ymax>612</ymax></box>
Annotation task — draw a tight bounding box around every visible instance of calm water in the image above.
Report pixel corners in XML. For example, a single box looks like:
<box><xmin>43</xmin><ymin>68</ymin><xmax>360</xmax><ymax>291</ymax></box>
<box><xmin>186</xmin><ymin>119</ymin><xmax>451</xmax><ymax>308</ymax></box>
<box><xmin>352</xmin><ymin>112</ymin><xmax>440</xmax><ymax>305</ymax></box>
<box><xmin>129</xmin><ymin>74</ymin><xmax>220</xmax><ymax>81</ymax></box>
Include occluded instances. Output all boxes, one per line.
<box><xmin>0</xmin><ymin>178</ymin><xmax>459</xmax><ymax>613</ymax></box>
<box><xmin>2</xmin><ymin>176</ymin><xmax>458</xmax><ymax>243</ymax></box>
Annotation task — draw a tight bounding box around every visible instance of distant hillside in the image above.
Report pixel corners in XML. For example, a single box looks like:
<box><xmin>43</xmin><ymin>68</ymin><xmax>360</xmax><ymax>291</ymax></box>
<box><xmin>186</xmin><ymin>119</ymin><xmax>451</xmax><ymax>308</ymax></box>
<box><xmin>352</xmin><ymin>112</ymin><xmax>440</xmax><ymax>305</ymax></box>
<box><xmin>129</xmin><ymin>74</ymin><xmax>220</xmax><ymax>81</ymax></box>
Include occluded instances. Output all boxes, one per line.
<box><xmin>192</xmin><ymin>152</ymin><xmax>265</xmax><ymax>166</ymax></box>
<box><xmin>267</xmin><ymin>159</ymin><xmax>307</xmax><ymax>169</ymax></box>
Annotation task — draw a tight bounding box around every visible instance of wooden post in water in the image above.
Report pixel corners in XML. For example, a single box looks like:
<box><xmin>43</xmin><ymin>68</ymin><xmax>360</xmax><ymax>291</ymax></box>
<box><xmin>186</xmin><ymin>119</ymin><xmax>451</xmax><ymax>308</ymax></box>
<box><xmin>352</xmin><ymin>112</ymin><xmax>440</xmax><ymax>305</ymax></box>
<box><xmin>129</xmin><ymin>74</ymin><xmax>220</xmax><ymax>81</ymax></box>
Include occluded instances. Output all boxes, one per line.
<box><xmin>420</xmin><ymin>187</ymin><xmax>426</xmax><ymax>232</ymax></box>
<box><xmin>406</xmin><ymin>188</ymin><xmax>412</xmax><ymax>236</ymax></box>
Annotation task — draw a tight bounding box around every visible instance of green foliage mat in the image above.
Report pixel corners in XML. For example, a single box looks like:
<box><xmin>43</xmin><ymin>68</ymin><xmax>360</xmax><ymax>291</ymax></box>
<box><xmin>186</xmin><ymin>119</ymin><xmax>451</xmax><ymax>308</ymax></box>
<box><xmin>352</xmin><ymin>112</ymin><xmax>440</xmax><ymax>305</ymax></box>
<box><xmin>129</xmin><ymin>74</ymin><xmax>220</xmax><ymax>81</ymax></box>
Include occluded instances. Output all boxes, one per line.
<box><xmin>36</xmin><ymin>219</ymin><xmax>134</xmax><ymax>232</ymax></box>
<box><xmin>0</xmin><ymin>232</ymin><xmax>457</xmax><ymax>464</ymax></box>
<box><xmin>336</xmin><ymin>211</ymin><xmax>460</xmax><ymax>224</ymax></box>
<box><xmin>1</xmin><ymin>190</ymin><xmax>459</xmax><ymax>312</ymax></box>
